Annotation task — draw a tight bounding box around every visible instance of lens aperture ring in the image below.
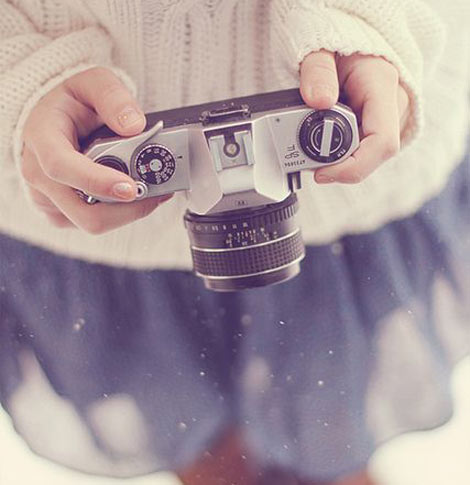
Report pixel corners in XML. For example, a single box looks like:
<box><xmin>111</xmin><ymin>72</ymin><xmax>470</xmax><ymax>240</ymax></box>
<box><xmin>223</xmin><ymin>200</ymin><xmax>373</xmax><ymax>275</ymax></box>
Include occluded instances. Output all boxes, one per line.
<box><xmin>184</xmin><ymin>194</ymin><xmax>300</xmax><ymax>249</ymax></box>
<box><xmin>185</xmin><ymin>198</ymin><xmax>298</xmax><ymax>232</ymax></box>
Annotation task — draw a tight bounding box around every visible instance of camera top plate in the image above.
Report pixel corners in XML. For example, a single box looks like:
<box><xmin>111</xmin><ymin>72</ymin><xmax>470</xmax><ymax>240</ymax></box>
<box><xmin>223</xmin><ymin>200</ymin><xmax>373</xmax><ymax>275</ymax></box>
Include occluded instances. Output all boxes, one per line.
<box><xmin>80</xmin><ymin>88</ymin><xmax>307</xmax><ymax>152</ymax></box>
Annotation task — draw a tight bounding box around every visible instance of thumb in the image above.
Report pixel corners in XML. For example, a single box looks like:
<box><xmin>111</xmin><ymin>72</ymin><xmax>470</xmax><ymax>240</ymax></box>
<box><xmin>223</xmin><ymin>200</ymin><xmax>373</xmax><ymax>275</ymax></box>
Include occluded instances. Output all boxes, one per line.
<box><xmin>65</xmin><ymin>67</ymin><xmax>146</xmax><ymax>136</ymax></box>
<box><xmin>300</xmin><ymin>50</ymin><xmax>339</xmax><ymax>110</ymax></box>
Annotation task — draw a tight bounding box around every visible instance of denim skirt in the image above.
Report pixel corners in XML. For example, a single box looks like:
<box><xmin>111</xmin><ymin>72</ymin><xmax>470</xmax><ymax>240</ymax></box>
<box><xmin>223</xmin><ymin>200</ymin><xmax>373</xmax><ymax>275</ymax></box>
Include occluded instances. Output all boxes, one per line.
<box><xmin>0</xmin><ymin>152</ymin><xmax>469</xmax><ymax>482</ymax></box>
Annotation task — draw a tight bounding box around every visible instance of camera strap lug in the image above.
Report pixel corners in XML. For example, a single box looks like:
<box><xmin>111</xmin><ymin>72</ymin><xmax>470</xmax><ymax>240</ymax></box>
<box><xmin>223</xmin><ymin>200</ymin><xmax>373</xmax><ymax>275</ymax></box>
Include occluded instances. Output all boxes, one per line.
<box><xmin>288</xmin><ymin>172</ymin><xmax>302</xmax><ymax>192</ymax></box>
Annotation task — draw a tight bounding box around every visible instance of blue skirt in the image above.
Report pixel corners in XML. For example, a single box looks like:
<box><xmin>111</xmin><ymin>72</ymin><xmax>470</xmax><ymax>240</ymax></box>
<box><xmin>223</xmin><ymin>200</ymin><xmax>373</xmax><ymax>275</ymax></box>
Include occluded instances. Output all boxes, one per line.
<box><xmin>1</xmin><ymin>154</ymin><xmax>469</xmax><ymax>482</ymax></box>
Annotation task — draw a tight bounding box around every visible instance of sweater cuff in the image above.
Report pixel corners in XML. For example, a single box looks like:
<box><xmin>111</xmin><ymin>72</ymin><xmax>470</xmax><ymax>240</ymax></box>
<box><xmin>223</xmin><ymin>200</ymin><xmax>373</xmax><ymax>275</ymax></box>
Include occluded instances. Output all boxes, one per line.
<box><xmin>274</xmin><ymin>5</ymin><xmax>427</xmax><ymax>147</ymax></box>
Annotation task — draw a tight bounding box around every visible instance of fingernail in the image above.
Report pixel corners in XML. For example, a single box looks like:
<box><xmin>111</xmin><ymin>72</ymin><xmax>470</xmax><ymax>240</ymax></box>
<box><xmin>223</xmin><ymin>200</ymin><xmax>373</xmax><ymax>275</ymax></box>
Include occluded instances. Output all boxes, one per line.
<box><xmin>316</xmin><ymin>174</ymin><xmax>335</xmax><ymax>184</ymax></box>
<box><xmin>117</xmin><ymin>107</ymin><xmax>144</xmax><ymax>128</ymax></box>
<box><xmin>112</xmin><ymin>182</ymin><xmax>135</xmax><ymax>199</ymax></box>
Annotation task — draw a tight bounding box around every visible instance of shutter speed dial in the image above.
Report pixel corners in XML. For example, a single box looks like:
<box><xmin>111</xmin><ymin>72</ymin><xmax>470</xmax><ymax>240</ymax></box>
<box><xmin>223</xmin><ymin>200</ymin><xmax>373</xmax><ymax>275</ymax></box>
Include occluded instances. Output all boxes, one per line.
<box><xmin>298</xmin><ymin>110</ymin><xmax>354</xmax><ymax>164</ymax></box>
<box><xmin>134</xmin><ymin>144</ymin><xmax>176</xmax><ymax>185</ymax></box>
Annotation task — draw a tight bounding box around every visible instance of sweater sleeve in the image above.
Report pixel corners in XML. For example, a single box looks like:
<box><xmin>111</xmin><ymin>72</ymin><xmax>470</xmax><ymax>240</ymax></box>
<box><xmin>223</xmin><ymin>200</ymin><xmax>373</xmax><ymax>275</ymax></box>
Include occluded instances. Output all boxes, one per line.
<box><xmin>270</xmin><ymin>0</ymin><xmax>446</xmax><ymax>146</ymax></box>
<box><xmin>0</xmin><ymin>0</ymin><xmax>136</xmax><ymax>183</ymax></box>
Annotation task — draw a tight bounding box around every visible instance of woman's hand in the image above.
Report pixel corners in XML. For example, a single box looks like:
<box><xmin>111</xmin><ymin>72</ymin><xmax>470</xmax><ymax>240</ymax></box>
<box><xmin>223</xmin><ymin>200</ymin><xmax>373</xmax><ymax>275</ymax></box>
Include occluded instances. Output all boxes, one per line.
<box><xmin>21</xmin><ymin>67</ymin><xmax>172</xmax><ymax>233</ymax></box>
<box><xmin>300</xmin><ymin>50</ymin><xmax>411</xmax><ymax>184</ymax></box>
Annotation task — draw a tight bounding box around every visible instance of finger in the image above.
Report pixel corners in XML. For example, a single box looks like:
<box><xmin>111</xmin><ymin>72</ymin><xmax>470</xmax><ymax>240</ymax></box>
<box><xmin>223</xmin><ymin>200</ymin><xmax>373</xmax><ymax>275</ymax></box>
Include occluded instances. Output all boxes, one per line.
<box><xmin>315</xmin><ymin>134</ymin><xmax>399</xmax><ymax>185</ymax></box>
<box><xmin>397</xmin><ymin>84</ymin><xmax>411</xmax><ymax>134</ymax></box>
<box><xmin>300</xmin><ymin>50</ymin><xmax>339</xmax><ymax>109</ymax></box>
<box><xmin>50</xmin><ymin>90</ymin><xmax>103</xmax><ymax>141</ymax></box>
<box><xmin>65</xmin><ymin>67</ymin><xmax>146</xmax><ymax>136</ymax></box>
<box><xmin>45</xmin><ymin>212</ymin><xmax>76</xmax><ymax>229</ymax></box>
<box><xmin>21</xmin><ymin>148</ymin><xmax>76</xmax><ymax>228</ymax></box>
<box><xmin>28</xmin><ymin>186</ymin><xmax>61</xmax><ymax>214</ymax></box>
<box><xmin>20</xmin><ymin>146</ymin><xmax>67</xmax><ymax>214</ymax></box>
<box><xmin>29</xmin><ymin>188</ymin><xmax>76</xmax><ymax>228</ymax></box>
<box><xmin>25</xmin><ymin>110</ymin><xmax>138</xmax><ymax>201</ymax></box>
<box><xmin>43</xmin><ymin>178</ymin><xmax>174</xmax><ymax>235</ymax></box>
<box><xmin>315</xmin><ymin>72</ymin><xmax>400</xmax><ymax>184</ymax></box>
<box><xmin>29</xmin><ymin>187</ymin><xmax>75</xmax><ymax>227</ymax></box>
<box><xmin>22</xmin><ymin>157</ymin><xmax>173</xmax><ymax>234</ymax></box>
<box><xmin>58</xmin><ymin>190</ymin><xmax>174</xmax><ymax>235</ymax></box>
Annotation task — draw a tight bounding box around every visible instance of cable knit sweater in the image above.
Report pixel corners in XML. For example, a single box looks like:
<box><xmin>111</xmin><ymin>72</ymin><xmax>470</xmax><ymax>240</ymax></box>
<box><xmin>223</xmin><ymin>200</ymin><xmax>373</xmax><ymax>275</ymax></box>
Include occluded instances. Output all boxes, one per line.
<box><xmin>0</xmin><ymin>0</ymin><xmax>469</xmax><ymax>269</ymax></box>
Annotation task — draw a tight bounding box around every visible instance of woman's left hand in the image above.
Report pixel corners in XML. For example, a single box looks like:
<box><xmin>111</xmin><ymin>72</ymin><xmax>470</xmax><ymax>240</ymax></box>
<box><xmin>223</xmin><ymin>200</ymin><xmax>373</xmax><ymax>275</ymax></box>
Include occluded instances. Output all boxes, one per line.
<box><xmin>299</xmin><ymin>50</ymin><xmax>411</xmax><ymax>184</ymax></box>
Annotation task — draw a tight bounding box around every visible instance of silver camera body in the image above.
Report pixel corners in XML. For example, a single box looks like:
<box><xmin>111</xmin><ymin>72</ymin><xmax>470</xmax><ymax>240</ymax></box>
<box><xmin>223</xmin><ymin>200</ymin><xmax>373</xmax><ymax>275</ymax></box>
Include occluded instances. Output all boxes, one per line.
<box><xmin>81</xmin><ymin>89</ymin><xmax>359</xmax><ymax>291</ymax></box>
<box><xmin>81</xmin><ymin>89</ymin><xmax>359</xmax><ymax>213</ymax></box>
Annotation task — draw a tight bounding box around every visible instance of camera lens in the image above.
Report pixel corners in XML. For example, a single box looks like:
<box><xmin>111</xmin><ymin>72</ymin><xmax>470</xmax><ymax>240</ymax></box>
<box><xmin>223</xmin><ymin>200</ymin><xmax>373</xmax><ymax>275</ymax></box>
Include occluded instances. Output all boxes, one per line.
<box><xmin>184</xmin><ymin>194</ymin><xmax>305</xmax><ymax>292</ymax></box>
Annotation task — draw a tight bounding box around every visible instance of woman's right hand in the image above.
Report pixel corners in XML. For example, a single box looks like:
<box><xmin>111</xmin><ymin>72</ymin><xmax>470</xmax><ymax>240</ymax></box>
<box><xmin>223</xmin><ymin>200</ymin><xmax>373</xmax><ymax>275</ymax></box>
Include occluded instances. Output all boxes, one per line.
<box><xmin>21</xmin><ymin>67</ymin><xmax>173</xmax><ymax>234</ymax></box>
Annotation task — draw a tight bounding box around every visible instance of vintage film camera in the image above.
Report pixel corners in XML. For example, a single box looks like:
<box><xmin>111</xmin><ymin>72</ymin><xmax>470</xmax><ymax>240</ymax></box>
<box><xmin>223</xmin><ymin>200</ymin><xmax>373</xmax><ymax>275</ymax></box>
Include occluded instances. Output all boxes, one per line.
<box><xmin>80</xmin><ymin>88</ymin><xmax>359</xmax><ymax>291</ymax></box>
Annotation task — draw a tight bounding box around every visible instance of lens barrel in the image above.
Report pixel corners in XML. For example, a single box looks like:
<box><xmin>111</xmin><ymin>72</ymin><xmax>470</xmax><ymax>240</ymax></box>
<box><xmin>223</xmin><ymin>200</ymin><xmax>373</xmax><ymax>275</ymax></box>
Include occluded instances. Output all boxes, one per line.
<box><xmin>184</xmin><ymin>194</ymin><xmax>305</xmax><ymax>291</ymax></box>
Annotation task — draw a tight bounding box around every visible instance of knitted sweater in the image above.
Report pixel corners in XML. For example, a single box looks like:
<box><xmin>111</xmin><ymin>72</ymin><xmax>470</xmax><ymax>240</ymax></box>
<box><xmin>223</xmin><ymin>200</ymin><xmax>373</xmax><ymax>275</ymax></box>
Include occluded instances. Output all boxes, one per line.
<box><xmin>0</xmin><ymin>0</ymin><xmax>469</xmax><ymax>269</ymax></box>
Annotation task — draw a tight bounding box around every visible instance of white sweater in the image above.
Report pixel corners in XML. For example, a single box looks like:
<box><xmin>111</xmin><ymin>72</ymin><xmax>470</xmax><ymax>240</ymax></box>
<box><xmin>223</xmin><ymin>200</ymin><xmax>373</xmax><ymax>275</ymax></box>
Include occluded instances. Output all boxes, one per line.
<box><xmin>0</xmin><ymin>0</ymin><xmax>469</xmax><ymax>269</ymax></box>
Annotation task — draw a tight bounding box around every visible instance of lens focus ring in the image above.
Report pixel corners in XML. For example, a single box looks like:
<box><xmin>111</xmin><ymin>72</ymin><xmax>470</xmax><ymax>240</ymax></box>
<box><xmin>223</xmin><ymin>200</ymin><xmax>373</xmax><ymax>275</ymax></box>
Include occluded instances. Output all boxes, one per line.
<box><xmin>191</xmin><ymin>230</ymin><xmax>304</xmax><ymax>277</ymax></box>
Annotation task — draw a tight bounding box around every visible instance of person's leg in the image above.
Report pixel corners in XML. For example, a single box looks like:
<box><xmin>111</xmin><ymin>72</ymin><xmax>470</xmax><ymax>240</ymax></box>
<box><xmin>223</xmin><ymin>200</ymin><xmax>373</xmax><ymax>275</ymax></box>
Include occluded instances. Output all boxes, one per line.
<box><xmin>298</xmin><ymin>469</ymin><xmax>376</xmax><ymax>485</ymax></box>
<box><xmin>176</xmin><ymin>426</ymin><xmax>376</xmax><ymax>485</ymax></box>
<box><xmin>332</xmin><ymin>471</ymin><xmax>376</xmax><ymax>485</ymax></box>
<box><xmin>177</xmin><ymin>427</ymin><xmax>259</xmax><ymax>485</ymax></box>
